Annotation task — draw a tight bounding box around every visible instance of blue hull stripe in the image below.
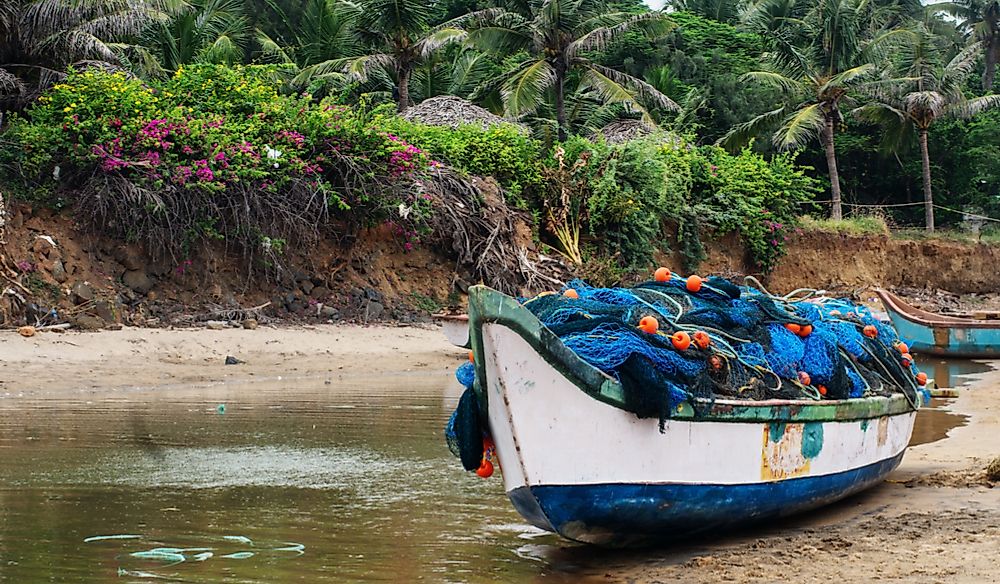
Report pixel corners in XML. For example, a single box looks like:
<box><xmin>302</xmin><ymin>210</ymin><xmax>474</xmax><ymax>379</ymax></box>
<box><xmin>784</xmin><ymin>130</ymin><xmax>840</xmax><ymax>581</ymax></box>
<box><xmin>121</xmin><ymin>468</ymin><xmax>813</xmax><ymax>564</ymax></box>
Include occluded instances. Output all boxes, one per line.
<box><xmin>508</xmin><ymin>451</ymin><xmax>905</xmax><ymax>545</ymax></box>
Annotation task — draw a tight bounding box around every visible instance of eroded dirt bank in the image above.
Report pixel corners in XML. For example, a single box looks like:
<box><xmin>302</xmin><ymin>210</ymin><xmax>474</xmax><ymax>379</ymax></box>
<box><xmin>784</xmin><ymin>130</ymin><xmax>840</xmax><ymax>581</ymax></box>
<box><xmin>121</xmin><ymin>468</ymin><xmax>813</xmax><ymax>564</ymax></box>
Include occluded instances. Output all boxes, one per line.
<box><xmin>3</xmin><ymin>203</ymin><xmax>1000</xmax><ymax>331</ymax></box>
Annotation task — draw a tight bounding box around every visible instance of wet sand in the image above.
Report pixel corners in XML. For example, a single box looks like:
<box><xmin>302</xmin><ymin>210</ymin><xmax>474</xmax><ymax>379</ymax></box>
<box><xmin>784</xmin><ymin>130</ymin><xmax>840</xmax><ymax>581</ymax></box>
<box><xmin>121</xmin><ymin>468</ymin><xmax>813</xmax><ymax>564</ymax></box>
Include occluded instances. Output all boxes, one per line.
<box><xmin>0</xmin><ymin>324</ymin><xmax>460</xmax><ymax>397</ymax></box>
<box><xmin>1</xmin><ymin>326</ymin><xmax>998</xmax><ymax>582</ymax></box>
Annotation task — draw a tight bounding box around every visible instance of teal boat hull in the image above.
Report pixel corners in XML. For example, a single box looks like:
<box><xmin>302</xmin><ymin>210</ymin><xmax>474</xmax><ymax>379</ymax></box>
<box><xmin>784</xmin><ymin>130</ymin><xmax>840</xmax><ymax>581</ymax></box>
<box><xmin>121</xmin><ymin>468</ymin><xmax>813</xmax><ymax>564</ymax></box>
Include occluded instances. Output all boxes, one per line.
<box><xmin>877</xmin><ymin>289</ymin><xmax>1000</xmax><ymax>358</ymax></box>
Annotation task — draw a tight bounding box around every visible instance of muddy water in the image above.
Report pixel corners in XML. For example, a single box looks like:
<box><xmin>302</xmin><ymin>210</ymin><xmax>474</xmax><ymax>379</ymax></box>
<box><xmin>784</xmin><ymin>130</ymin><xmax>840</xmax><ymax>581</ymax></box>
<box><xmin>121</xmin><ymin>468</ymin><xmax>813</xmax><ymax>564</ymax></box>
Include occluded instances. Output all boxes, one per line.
<box><xmin>0</xmin><ymin>372</ymin><xmax>563</xmax><ymax>583</ymax></box>
<box><xmin>909</xmin><ymin>357</ymin><xmax>991</xmax><ymax>447</ymax></box>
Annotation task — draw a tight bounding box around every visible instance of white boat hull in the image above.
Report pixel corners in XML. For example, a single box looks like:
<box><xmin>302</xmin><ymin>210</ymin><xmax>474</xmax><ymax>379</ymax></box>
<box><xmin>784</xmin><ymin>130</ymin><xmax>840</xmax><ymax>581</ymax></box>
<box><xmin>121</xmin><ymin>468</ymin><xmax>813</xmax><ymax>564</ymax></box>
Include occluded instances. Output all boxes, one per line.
<box><xmin>480</xmin><ymin>323</ymin><xmax>917</xmax><ymax>546</ymax></box>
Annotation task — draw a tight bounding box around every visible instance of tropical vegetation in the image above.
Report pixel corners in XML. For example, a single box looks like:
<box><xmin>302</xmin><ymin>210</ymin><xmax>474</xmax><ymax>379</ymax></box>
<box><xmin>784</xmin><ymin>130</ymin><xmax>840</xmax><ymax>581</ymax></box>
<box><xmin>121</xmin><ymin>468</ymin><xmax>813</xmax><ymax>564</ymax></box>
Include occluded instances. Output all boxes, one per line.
<box><xmin>3</xmin><ymin>0</ymin><xmax>1000</xmax><ymax>278</ymax></box>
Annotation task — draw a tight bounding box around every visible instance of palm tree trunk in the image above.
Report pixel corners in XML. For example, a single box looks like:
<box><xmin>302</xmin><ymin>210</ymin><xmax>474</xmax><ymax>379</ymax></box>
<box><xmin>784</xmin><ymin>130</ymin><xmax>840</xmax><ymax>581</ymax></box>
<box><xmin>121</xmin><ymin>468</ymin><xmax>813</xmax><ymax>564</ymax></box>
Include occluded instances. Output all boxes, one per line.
<box><xmin>919</xmin><ymin>127</ymin><xmax>934</xmax><ymax>232</ymax></box>
<box><xmin>397</xmin><ymin>65</ymin><xmax>411</xmax><ymax>112</ymax></box>
<box><xmin>822</xmin><ymin>117</ymin><xmax>843</xmax><ymax>221</ymax></box>
<box><xmin>555</xmin><ymin>62</ymin><xmax>566</xmax><ymax>142</ymax></box>
<box><xmin>986</xmin><ymin>35</ymin><xmax>999</xmax><ymax>92</ymax></box>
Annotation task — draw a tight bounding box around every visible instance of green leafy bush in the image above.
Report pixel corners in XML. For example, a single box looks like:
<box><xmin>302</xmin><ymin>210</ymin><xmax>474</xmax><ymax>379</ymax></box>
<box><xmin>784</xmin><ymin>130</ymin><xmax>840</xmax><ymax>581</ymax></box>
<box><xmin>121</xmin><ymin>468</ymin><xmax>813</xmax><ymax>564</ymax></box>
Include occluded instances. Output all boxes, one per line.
<box><xmin>377</xmin><ymin>117</ymin><xmax>543</xmax><ymax>207</ymax></box>
<box><xmin>538</xmin><ymin>136</ymin><xmax>819</xmax><ymax>273</ymax></box>
<box><xmin>0</xmin><ymin>65</ymin><xmax>435</xmax><ymax>263</ymax></box>
<box><xmin>693</xmin><ymin>146</ymin><xmax>820</xmax><ymax>271</ymax></box>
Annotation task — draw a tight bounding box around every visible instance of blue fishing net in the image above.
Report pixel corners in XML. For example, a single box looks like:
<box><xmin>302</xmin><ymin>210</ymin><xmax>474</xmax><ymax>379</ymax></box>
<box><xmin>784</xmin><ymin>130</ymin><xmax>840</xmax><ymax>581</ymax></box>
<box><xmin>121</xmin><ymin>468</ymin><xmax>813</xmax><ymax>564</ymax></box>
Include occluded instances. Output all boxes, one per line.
<box><xmin>519</xmin><ymin>276</ymin><xmax>921</xmax><ymax>425</ymax></box>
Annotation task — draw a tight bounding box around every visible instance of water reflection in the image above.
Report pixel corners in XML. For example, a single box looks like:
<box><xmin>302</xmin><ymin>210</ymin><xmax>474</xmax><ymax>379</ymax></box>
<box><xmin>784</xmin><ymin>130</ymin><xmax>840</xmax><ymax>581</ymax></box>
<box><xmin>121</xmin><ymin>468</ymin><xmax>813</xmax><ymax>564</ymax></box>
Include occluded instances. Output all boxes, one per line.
<box><xmin>0</xmin><ymin>373</ymin><xmax>556</xmax><ymax>583</ymax></box>
<box><xmin>908</xmin><ymin>357</ymin><xmax>991</xmax><ymax>447</ymax></box>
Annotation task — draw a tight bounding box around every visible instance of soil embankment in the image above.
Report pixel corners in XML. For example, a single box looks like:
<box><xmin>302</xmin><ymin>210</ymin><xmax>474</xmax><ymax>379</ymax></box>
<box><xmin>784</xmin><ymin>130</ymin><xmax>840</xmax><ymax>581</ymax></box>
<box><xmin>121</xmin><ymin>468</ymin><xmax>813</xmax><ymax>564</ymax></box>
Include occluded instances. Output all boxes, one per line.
<box><xmin>3</xmin><ymin>204</ymin><xmax>1000</xmax><ymax>330</ymax></box>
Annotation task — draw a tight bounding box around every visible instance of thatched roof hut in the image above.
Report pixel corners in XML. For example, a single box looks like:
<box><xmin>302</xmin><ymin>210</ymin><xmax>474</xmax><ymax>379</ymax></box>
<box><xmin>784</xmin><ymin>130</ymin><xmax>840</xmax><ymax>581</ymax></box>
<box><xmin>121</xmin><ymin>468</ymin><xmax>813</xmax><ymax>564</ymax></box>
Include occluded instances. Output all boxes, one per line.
<box><xmin>401</xmin><ymin>96</ymin><xmax>524</xmax><ymax>131</ymax></box>
<box><xmin>596</xmin><ymin>119</ymin><xmax>656</xmax><ymax>144</ymax></box>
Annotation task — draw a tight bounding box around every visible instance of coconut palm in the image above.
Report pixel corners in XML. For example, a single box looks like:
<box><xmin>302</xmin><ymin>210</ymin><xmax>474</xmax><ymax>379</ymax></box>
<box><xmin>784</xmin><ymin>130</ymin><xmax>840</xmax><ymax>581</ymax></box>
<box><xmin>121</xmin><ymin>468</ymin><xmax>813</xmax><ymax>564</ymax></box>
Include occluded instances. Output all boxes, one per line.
<box><xmin>858</xmin><ymin>35</ymin><xmax>1000</xmax><ymax>231</ymax></box>
<box><xmin>147</xmin><ymin>0</ymin><xmax>253</xmax><ymax>71</ymax></box>
<box><xmin>1</xmin><ymin>0</ymin><xmax>171</xmax><ymax>111</ymax></box>
<box><xmin>344</xmin><ymin>0</ymin><xmax>467</xmax><ymax>111</ymax></box>
<box><xmin>933</xmin><ymin>0</ymin><xmax>1000</xmax><ymax>91</ymax></box>
<box><xmin>463</xmin><ymin>0</ymin><xmax>678</xmax><ymax>141</ymax></box>
<box><xmin>722</xmin><ymin>0</ymin><xmax>910</xmax><ymax>220</ymax></box>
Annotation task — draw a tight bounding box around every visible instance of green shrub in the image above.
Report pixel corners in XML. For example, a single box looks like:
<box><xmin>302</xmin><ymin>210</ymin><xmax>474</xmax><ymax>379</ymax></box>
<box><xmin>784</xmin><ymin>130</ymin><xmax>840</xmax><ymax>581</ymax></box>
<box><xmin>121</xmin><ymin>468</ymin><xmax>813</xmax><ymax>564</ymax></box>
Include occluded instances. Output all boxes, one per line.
<box><xmin>692</xmin><ymin>146</ymin><xmax>820</xmax><ymax>271</ymax></box>
<box><xmin>377</xmin><ymin>117</ymin><xmax>543</xmax><ymax>208</ymax></box>
<box><xmin>0</xmin><ymin>65</ymin><xmax>434</xmax><ymax>264</ymax></box>
<box><xmin>536</xmin><ymin>137</ymin><xmax>819</xmax><ymax>274</ymax></box>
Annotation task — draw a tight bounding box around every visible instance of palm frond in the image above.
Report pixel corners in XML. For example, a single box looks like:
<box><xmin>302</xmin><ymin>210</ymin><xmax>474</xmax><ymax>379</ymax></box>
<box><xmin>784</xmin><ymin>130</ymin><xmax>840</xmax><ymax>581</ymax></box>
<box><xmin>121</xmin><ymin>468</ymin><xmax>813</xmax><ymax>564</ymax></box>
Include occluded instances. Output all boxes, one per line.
<box><xmin>256</xmin><ymin>29</ymin><xmax>293</xmax><ymax>64</ymax></box>
<box><xmin>718</xmin><ymin>106</ymin><xmax>787</xmax><ymax>150</ymax></box>
<box><xmin>588</xmin><ymin>64</ymin><xmax>679</xmax><ymax>111</ymax></box>
<box><xmin>772</xmin><ymin>102</ymin><xmax>825</xmax><ymax>150</ymax></box>
<box><xmin>501</xmin><ymin>58</ymin><xmax>555</xmax><ymax>116</ymax></box>
<box><xmin>819</xmin><ymin>63</ymin><xmax>875</xmax><ymax>94</ymax></box>
<box><xmin>569</xmin><ymin>12</ymin><xmax>674</xmax><ymax>57</ymax></box>
<box><xmin>344</xmin><ymin>52</ymin><xmax>396</xmax><ymax>81</ymax></box>
<box><xmin>466</xmin><ymin>26</ymin><xmax>533</xmax><ymax>54</ymax></box>
<box><xmin>414</xmin><ymin>27</ymin><xmax>466</xmax><ymax>58</ymax></box>
<box><xmin>740</xmin><ymin>70</ymin><xmax>805</xmax><ymax>96</ymax></box>
<box><xmin>448</xmin><ymin>50</ymin><xmax>497</xmax><ymax>97</ymax></box>
<box><xmin>955</xmin><ymin>94</ymin><xmax>1000</xmax><ymax>117</ymax></box>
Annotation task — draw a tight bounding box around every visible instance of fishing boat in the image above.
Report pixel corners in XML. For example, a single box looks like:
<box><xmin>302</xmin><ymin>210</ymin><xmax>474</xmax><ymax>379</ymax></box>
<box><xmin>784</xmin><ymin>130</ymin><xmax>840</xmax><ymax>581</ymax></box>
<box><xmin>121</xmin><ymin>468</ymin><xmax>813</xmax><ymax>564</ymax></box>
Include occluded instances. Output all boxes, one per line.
<box><xmin>463</xmin><ymin>285</ymin><xmax>918</xmax><ymax>546</ymax></box>
<box><xmin>875</xmin><ymin>289</ymin><xmax>1000</xmax><ymax>358</ymax></box>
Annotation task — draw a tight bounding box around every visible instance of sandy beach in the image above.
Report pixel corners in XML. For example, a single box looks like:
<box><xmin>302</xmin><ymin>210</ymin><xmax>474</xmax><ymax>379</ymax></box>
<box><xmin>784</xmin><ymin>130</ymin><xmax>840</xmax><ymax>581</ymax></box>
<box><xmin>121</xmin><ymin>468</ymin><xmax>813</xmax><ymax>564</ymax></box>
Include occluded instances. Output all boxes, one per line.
<box><xmin>1</xmin><ymin>325</ymin><xmax>997</xmax><ymax>582</ymax></box>
<box><xmin>0</xmin><ymin>324</ymin><xmax>462</xmax><ymax>397</ymax></box>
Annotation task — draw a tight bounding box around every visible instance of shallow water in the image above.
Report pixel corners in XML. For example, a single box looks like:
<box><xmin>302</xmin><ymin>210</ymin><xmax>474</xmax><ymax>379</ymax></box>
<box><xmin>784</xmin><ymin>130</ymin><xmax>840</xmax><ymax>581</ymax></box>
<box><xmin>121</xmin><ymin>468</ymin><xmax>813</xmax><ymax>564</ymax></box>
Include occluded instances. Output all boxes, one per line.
<box><xmin>908</xmin><ymin>357</ymin><xmax>990</xmax><ymax>447</ymax></box>
<box><xmin>0</xmin><ymin>358</ymin><xmax>991</xmax><ymax>583</ymax></box>
<box><xmin>0</xmin><ymin>372</ymin><xmax>567</xmax><ymax>583</ymax></box>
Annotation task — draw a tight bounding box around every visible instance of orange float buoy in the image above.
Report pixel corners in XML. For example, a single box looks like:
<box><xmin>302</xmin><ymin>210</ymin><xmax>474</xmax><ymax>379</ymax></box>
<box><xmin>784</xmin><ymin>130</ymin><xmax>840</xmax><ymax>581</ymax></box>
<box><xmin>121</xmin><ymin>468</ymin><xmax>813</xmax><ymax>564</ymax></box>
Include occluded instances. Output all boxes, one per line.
<box><xmin>639</xmin><ymin>316</ymin><xmax>659</xmax><ymax>334</ymax></box>
<box><xmin>476</xmin><ymin>460</ymin><xmax>494</xmax><ymax>478</ymax></box>
<box><xmin>692</xmin><ymin>331</ymin><xmax>711</xmax><ymax>350</ymax></box>
<box><xmin>863</xmin><ymin>325</ymin><xmax>878</xmax><ymax>338</ymax></box>
<box><xmin>897</xmin><ymin>342</ymin><xmax>909</xmax><ymax>354</ymax></box>
<box><xmin>686</xmin><ymin>275</ymin><xmax>703</xmax><ymax>292</ymax></box>
<box><xmin>901</xmin><ymin>353</ymin><xmax>913</xmax><ymax>367</ymax></box>
<box><xmin>563</xmin><ymin>288</ymin><xmax>579</xmax><ymax>299</ymax></box>
<box><xmin>468</xmin><ymin>350</ymin><xmax>474</xmax><ymax>363</ymax></box>
<box><xmin>798</xmin><ymin>371</ymin><xmax>811</xmax><ymax>386</ymax></box>
<box><xmin>654</xmin><ymin>267</ymin><xmax>672</xmax><ymax>282</ymax></box>
<box><xmin>708</xmin><ymin>355</ymin><xmax>723</xmax><ymax>370</ymax></box>
<box><xmin>785</xmin><ymin>323</ymin><xmax>802</xmax><ymax>335</ymax></box>
<box><xmin>798</xmin><ymin>324</ymin><xmax>813</xmax><ymax>337</ymax></box>
<box><xmin>671</xmin><ymin>331</ymin><xmax>691</xmax><ymax>351</ymax></box>
<box><xmin>817</xmin><ymin>384</ymin><xmax>828</xmax><ymax>396</ymax></box>
<box><xmin>915</xmin><ymin>372</ymin><xmax>928</xmax><ymax>386</ymax></box>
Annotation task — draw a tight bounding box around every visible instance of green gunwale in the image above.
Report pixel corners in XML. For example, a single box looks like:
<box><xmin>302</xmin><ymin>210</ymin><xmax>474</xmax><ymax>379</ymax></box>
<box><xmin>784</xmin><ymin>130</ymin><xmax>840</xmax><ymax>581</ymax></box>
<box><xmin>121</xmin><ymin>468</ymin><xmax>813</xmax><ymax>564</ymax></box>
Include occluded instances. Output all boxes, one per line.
<box><xmin>467</xmin><ymin>285</ymin><xmax>917</xmax><ymax>423</ymax></box>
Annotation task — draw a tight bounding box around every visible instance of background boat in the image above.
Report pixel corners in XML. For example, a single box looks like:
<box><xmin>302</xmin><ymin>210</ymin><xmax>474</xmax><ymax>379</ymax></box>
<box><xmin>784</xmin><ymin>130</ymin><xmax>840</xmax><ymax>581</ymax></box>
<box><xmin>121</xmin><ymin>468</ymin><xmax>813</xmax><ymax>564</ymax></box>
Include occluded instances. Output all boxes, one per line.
<box><xmin>875</xmin><ymin>289</ymin><xmax>1000</xmax><ymax>358</ymax></box>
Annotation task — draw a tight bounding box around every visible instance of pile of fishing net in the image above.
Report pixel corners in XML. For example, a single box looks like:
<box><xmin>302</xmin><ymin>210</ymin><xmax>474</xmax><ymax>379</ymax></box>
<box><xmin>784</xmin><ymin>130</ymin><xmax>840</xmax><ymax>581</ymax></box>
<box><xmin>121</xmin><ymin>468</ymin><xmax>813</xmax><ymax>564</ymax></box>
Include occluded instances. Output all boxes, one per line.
<box><xmin>523</xmin><ymin>273</ymin><xmax>923</xmax><ymax>420</ymax></box>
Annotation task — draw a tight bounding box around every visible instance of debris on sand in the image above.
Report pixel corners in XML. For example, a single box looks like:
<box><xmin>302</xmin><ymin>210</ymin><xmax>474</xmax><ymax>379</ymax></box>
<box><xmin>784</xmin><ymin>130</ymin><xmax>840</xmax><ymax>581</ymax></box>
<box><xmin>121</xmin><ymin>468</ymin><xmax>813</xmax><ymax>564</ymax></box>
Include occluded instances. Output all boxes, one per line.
<box><xmin>987</xmin><ymin>456</ymin><xmax>1000</xmax><ymax>482</ymax></box>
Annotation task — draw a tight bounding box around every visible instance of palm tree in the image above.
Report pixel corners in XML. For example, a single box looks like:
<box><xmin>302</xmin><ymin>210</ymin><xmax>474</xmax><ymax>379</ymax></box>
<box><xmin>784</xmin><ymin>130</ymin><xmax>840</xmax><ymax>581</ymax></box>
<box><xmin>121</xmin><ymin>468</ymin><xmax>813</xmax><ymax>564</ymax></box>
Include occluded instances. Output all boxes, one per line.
<box><xmin>723</xmin><ymin>0</ymin><xmax>910</xmax><ymax>220</ymax></box>
<box><xmin>148</xmin><ymin>0</ymin><xmax>252</xmax><ymax>71</ymax></box>
<box><xmin>934</xmin><ymin>0</ymin><xmax>1000</xmax><ymax>91</ymax></box>
<box><xmin>858</xmin><ymin>36</ymin><xmax>1000</xmax><ymax>231</ymax></box>
<box><xmin>464</xmin><ymin>0</ymin><xmax>677</xmax><ymax>141</ymax></box>
<box><xmin>345</xmin><ymin>0</ymin><xmax>467</xmax><ymax>111</ymax></box>
<box><xmin>1</xmin><ymin>0</ymin><xmax>170</xmax><ymax>111</ymax></box>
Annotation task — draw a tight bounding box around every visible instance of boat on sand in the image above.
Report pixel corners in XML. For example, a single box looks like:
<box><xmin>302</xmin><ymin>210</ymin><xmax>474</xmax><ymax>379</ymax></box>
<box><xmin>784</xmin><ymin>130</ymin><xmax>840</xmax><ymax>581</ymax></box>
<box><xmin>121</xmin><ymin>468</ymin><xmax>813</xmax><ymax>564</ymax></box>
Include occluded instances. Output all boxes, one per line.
<box><xmin>460</xmin><ymin>285</ymin><xmax>919</xmax><ymax>546</ymax></box>
<box><xmin>876</xmin><ymin>288</ymin><xmax>1000</xmax><ymax>358</ymax></box>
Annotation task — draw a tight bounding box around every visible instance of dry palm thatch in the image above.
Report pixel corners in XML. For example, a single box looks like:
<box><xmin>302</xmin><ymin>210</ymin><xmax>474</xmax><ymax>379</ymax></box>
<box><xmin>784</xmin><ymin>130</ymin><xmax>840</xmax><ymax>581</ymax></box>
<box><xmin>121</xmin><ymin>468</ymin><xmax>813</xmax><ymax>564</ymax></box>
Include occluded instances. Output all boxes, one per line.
<box><xmin>423</xmin><ymin>168</ymin><xmax>565</xmax><ymax>296</ymax></box>
<box><xmin>400</xmin><ymin>95</ymin><xmax>525</xmax><ymax>130</ymax></box>
<box><xmin>595</xmin><ymin>118</ymin><xmax>655</xmax><ymax>144</ymax></box>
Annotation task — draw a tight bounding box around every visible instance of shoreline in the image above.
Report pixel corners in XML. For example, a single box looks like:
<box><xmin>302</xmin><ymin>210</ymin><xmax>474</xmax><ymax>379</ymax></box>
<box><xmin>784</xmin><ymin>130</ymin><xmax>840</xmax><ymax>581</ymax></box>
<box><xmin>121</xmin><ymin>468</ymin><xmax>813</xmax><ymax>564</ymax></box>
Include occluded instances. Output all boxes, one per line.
<box><xmin>0</xmin><ymin>323</ymin><xmax>463</xmax><ymax>397</ymax></box>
